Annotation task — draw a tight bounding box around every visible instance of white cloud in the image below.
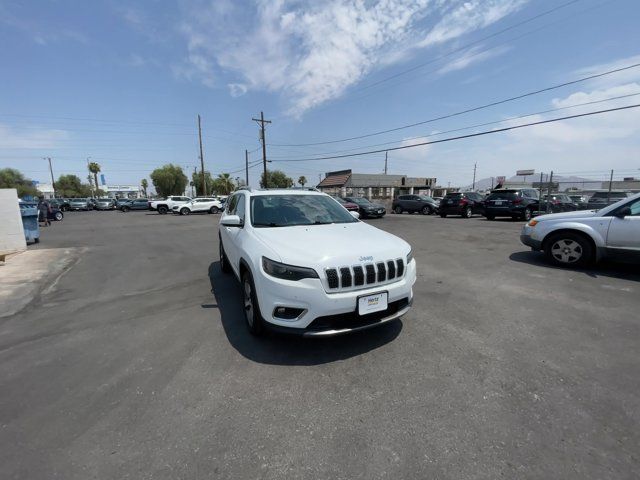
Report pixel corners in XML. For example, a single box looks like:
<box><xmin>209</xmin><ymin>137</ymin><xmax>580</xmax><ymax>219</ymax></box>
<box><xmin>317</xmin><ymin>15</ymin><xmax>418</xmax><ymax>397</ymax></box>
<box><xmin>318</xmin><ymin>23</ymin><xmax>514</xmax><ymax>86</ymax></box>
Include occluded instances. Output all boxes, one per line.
<box><xmin>228</xmin><ymin>83</ymin><xmax>248</xmax><ymax>97</ymax></box>
<box><xmin>437</xmin><ymin>44</ymin><xmax>510</xmax><ymax>74</ymax></box>
<box><xmin>177</xmin><ymin>0</ymin><xmax>528</xmax><ymax>116</ymax></box>
<box><xmin>573</xmin><ymin>54</ymin><xmax>640</xmax><ymax>89</ymax></box>
<box><xmin>0</xmin><ymin>124</ymin><xmax>69</xmax><ymax>149</ymax></box>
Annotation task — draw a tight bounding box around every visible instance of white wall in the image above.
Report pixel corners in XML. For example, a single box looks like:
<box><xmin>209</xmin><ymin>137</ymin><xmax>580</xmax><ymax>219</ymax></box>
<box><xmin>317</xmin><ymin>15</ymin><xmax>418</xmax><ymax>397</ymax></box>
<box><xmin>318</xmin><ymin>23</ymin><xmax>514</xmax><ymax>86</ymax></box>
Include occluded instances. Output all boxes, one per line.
<box><xmin>0</xmin><ymin>189</ymin><xmax>27</xmax><ymax>255</ymax></box>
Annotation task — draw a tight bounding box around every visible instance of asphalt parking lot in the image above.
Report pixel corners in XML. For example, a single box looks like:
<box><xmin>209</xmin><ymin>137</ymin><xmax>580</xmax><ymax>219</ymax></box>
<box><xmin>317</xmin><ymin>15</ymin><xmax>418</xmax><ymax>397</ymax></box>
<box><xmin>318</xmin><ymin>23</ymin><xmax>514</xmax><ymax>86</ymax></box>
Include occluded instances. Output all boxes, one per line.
<box><xmin>1</xmin><ymin>210</ymin><xmax>639</xmax><ymax>479</ymax></box>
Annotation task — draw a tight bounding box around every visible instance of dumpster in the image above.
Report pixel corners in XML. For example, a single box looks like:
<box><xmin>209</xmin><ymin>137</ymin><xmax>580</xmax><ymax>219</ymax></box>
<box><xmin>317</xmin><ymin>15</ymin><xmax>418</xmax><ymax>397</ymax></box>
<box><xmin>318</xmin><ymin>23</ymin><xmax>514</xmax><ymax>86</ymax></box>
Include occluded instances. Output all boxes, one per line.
<box><xmin>19</xmin><ymin>203</ymin><xmax>40</xmax><ymax>244</ymax></box>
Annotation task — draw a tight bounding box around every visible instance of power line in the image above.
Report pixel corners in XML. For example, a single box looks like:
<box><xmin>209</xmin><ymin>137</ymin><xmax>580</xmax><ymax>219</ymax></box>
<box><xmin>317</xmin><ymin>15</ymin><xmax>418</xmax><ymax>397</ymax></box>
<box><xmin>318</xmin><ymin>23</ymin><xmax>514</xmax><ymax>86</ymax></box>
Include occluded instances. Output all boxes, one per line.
<box><xmin>270</xmin><ymin>104</ymin><xmax>640</xmax><ymax>162</ymax></box>
<box><xmin>267</xmin><ymin>91</ymin><xmax>640</xmax><ymax>160</ymax></box>
<box><xmin>269</xmin><ymin>61</ymin><xmax>640</xmax><ymax>147</ymax></box>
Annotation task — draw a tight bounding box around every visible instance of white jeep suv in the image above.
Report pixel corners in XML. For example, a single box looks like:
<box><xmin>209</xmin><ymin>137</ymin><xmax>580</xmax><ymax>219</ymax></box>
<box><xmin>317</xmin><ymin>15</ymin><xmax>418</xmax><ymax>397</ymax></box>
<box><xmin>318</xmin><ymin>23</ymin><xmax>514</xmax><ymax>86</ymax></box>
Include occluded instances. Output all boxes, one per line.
<box><xmin>173</xmin><ymin>197</ymin><xmax>223</xmax><ymax>215</ymax></box>
<box><xmin>218</xmin><ymin>189</ymin><xmax>416</xmax><ymax>336</ymax></box>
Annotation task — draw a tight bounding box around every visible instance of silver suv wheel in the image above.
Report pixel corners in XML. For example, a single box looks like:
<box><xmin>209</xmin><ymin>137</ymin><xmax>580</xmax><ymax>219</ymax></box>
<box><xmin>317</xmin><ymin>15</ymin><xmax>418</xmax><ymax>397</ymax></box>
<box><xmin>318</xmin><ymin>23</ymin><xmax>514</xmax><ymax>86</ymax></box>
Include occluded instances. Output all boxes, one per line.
<box><xmin>550</xmin><ymin>239</ymin><xmax>583</xmax><ymax>264</ymax></box>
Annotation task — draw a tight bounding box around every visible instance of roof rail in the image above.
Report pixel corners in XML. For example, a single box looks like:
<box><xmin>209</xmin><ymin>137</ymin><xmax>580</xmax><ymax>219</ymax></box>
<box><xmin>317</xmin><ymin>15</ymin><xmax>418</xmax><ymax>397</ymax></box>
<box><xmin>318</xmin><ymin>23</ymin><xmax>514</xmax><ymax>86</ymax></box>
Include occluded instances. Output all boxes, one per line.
<box><xmin>237</xmin><ymin>186</ymin><xmax>253</xmax><ymax>192</ymax></box>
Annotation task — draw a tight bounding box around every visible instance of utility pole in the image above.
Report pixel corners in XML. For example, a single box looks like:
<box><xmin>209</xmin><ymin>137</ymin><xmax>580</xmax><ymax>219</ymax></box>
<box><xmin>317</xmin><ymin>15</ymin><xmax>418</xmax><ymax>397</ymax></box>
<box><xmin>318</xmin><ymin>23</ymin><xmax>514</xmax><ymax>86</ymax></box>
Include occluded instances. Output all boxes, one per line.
<box><xmin>607</xmin><ymin>169</ymin><xmax>614</xmax><ymax>204</ymax></box>
<box><xmin>546</xmin><ymin>171</ymin><xmax>554</xmax><ymax>213</ymax></box>
<box><xmin>44</xmin><ymin>157</ymin><xmax>56</xmax><ymax>198</ymax></box>
<box><xmin>252</xmin><ymin>111</ymin><xmax>271</xmax><ymax>187</ymax></box>
<box><xmin>472</xmin><ymin>163</ymin><xmax>477</xmax><ymax>190</ymax></box>
<box><xmin>491</xmin><ymin>177</ymin><xmax>494</xmax><ymax>189</ymax></box>
<box><xmin>245</xmin><ymin>150</ymin><xmax>249</xmax><ymax>186</ymax></box>
<box><xmin>197</xmin><ymin>114</ymin><xmax>207</xmax><ymax>196</ymax></box>
<box><xmin>318</xmin><ymin>173</ymin><xmax>322</xmax><ymax>184</ymax></box>
<box><xmin>384</xmin><ymin>151</ymin><xmax>388</xmax><ymax>175</ymax></box>
<box><xmin>538</xmin><ymin>172</ymin><xmax>544</xmax><ymax>206</ymax></box>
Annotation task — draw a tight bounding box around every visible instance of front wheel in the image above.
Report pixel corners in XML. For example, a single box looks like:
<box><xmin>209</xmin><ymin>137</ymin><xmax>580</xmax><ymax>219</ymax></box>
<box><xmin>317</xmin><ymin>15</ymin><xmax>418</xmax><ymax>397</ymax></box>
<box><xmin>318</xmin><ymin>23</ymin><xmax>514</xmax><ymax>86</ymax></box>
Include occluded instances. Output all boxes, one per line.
<box><xmin>485</xmin><ymin>215</ymin><xmax>495</xmax><ymax>221</ymax></box>
<box><xmin>421</xmin><ymin>206</ymin><xmax>432</xmax><ymax>215</ymax></box>
<box><xmin>523</xmin><ymin>208</ymin><xmax>532</xmax><ymax>222</ymax></box>
<box><xmin>463</xmin><ymin>207</ymin><xmax>472</xmax><ymax>218</ymax></box>
<box><xmin>157</xmin><ymin>206</ymin><xmax>168</xmax><ymax>214</ymax></box>
<box><xmin>54</xmin><ymin>212</ymin><xmax>63</xmax><ymax>221</ymax></box>
<box><xmin>209</xmin><ymin>206</ymin><xmax>219</xmax><ymax>214</ymax></box>
<box><xmin>242</xmin><ymin>272</ymin><xmax>264</xmax><ymax>336</ymax></box>
<box><xmin>544</xmin><ymin>232</ymin><xmax>592</xmax><ymax>267</ymax></box>
<box><xmin>180</xmin><ymin>207</ymin><xmax>190</xmax><ymax>215</ymax></box>
<box><xmin>394</xmin><ymin>206</ymin><xmax>403</xmax><ymax>214</ymax></box>
<box><xmin>121</xmin><ymin>206</ymin><xmax>130</xmax><ymax>212</ymax></box>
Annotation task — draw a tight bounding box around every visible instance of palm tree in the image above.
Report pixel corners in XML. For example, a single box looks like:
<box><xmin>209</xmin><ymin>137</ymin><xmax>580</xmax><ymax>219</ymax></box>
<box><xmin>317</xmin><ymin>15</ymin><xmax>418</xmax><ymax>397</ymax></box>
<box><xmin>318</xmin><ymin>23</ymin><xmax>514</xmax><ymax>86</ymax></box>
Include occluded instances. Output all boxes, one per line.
<box><xmin>88</xmin><ymin>162</ymin><xmax>101</xmax><ymax>196</ymax></box>
<box><xmin>298</xmin><ymin>175</ymin><xmax>307</xmax><ymax>187</ymax></box>
<box><xmin>141</xmin><ymin>179</ymin><xmax>148</xmax><ymax>197</ymax></box>
<box><xmin>217</xmin><ymin>173</ymin><xmax>235</xmax><ymax>195</ymax></box>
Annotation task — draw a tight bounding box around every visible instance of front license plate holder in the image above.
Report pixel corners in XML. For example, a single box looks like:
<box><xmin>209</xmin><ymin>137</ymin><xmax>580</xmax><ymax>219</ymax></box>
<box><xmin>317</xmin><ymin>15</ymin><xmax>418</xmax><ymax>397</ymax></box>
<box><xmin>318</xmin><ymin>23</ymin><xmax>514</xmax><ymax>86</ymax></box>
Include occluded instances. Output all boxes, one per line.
<box><xmin>358</xmin><ymin>292</ymin><xmax>388</xmax><ymax>316</ymax></box>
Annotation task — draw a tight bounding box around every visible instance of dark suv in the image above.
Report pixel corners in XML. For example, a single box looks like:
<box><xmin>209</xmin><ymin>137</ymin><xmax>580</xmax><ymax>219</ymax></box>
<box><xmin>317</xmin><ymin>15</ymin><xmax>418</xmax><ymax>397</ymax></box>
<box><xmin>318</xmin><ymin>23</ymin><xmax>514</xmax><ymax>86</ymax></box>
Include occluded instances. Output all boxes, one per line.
<box><xmin>586</xmin><ymin>191</ymin><xmax>633</xmax><ymax>210</ymax></box>
<box><xmin>484</xmin><ymin>188</ymin><xmax>539</xmax><ymax>221</ymax></box>
<box><xmin>392</xmin><ymin>195</ymin><xmax>438</xmax><ymax>215</ymax></box>
<box><xmin>539</xmin><ymin>194</ymin><xmax>578</xmax><ymax>213</ymax></box>
<box><xmin>439</xmin><ymin>192</ymin><xmax>485</xmax><ymax>218</ymax></box>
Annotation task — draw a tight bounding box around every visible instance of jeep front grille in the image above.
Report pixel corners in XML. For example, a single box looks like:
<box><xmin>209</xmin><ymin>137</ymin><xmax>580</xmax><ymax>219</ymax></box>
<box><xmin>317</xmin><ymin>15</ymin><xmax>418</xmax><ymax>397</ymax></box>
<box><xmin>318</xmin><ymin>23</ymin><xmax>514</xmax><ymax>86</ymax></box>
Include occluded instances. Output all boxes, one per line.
<box><xmin>325</xmin><ymin>259</ymin><xmax>405</xmax><ymax>291</ymax></box>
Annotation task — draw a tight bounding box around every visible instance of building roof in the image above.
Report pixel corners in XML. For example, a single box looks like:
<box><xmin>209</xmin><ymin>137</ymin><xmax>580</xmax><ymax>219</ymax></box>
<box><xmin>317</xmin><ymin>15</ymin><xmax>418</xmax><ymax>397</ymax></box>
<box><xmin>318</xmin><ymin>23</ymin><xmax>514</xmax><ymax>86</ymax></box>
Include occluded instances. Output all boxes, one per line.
<box><xmin>317</xmin><ymin>173</ymin><xmax>351</xmax><ymax>188</ymax></box>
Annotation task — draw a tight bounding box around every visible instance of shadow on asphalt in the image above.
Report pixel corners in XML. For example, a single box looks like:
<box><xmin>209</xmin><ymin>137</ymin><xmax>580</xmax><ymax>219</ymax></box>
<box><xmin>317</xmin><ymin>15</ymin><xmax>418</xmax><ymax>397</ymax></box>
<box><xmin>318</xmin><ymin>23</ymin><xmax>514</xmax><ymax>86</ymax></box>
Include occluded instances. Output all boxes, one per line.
<box><xmin>509</xmin><ymin>251</ymin><xmax>640</xmax><ymax>281</ymax></box>
<box><xmin>206</xmin><ymin>262</ymin><xmax>402</xmax><ymax>365</ymax></box>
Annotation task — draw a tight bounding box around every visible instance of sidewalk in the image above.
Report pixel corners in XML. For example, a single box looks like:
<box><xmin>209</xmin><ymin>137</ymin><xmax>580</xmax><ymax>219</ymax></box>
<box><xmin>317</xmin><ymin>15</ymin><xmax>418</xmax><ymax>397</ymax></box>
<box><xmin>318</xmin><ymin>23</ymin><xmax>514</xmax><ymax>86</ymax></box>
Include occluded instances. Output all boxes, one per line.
<box><xmin>0</xmin><ymin>248</ymin><xmax>79</xmax><ymax>318</ymax></box>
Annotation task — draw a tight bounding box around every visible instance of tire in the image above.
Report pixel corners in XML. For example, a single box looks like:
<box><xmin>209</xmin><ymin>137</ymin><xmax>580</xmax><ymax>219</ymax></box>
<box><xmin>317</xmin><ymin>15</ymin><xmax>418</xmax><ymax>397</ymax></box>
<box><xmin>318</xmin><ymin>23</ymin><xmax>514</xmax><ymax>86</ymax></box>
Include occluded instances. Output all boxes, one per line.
<box><xmin>54</xmin><ymin>212</ymin><xmax>63</xmax><ymax>221</ymax></box>
<box><xmin>219</xmin><ymin>239</ymin><xmax>231</xmax><ymax>273</ymax></box>
<box><xmin>463</xmin><ymin>207</ymin><xmax>472</xmax><ymax>218</ymax></box>
<box><xmin>440</xmin><ymin>213</ymin><xmax>447</xmax><ymax>218</ymax></box>
<box><xmin>157</xmin><ymin>206</ymin><xmax>168</xmax><ymax>214</ymax></box>
<box><xmin>34</xmin><ymin>237</ymin><xmax>40</xmax><ymax>244</ymax></box>
<box><xmin>242</xmin><ymin>271</ymin><xmax>264</xmax><ymax>336</ymax></box>
<box><xmin>486</xmin><ymin>215</ymin><xmax>495</xmax><ymax>221</ymax></box>
<box><xmin>544</xmin><ymin>232</ymin><xmax>593</xmax><ymax>267</ymax></box>
<box><xmin>523</xmin><ymin>208</ymin><xmax>532</xmax><ymax>222</ymax></box>
<box><xmin>121</xmin><ymin>206</ymin><xmax>130</xmax><ymax>212</ymax></box>
<box><xmin>180</xmin><ymin>207</ymin><xmax>190</xmax><ymax>215</ymax></box>
<box><xmin>421</xmin><ymin>206</ymin><xmax>431</xmax><ymax>215</ymax></box>
<box><xmin>394</xmin><ymin>206</ymin><xmax>403</xmax><ymax>214</ymax></box>
<box><xmin>209</xmin><ymin>206</ymin><xmax>219</xmax><ymax>214</ymax></box>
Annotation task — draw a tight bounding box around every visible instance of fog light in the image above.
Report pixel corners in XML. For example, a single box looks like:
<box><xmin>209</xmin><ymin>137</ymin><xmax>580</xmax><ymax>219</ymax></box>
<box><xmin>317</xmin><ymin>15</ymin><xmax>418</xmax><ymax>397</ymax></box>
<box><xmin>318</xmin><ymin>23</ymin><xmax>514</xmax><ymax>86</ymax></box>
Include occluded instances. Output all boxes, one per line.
<box><xmin>273</xmin><ymin>307</ymin><xmax>305</xmax><ymax>320</ymax></box>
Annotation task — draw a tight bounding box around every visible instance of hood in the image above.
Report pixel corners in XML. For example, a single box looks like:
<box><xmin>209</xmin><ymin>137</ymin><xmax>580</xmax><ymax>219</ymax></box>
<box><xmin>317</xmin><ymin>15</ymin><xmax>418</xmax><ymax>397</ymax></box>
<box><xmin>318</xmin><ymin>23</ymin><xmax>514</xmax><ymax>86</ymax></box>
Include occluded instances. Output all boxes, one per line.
<box><xmin>535</xmin><ymin>210</ymin><xmax>598</xmax><ymax>222</ymax></box>
<box><xmin>253</xmin><ymin>221</ymin><xmax>409</xmax><ymax>267</ymax></box>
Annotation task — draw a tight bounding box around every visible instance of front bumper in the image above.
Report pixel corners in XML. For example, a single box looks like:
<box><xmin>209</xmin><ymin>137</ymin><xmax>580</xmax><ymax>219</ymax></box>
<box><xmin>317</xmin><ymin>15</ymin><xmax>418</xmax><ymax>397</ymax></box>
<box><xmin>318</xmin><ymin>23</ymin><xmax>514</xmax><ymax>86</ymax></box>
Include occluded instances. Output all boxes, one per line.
<box><xmin>254</xmin><ymin>259</ymin><xmax>416</xmax><ymax>335</ymax></box>
<box><xmin>520</xmin><ymin>225</ymin><xmax>543</xmax><ymax>250</ymax></box>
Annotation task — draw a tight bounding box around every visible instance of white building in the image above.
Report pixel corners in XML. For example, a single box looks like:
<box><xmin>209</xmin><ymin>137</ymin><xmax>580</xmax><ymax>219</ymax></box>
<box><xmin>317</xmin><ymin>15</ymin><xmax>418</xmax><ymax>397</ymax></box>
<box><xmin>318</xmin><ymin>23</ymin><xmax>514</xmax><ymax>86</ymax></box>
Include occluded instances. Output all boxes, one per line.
<box><xmin>103</xmin><ymin>185</ymin><xmax>143</xmax><ymax>199</ymax></box>
<box><xmin>34</xmin><ymin>182</ymin><xmax>55</xmax><ymax>199</ymax></box>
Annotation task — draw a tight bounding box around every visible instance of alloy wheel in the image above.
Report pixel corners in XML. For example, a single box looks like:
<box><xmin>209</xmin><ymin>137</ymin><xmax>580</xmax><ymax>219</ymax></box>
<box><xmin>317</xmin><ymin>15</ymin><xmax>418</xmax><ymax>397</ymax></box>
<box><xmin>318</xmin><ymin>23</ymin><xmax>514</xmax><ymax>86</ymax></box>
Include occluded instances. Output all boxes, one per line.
<box><xmin>243</xmin><ymin>278</ymin><xmax>254</xmax><ymax>327</ymax></box>
<box><xmin>551</xmin><ymin>239</ymin><xmax>582</xmax><ymax>264</ymax></box>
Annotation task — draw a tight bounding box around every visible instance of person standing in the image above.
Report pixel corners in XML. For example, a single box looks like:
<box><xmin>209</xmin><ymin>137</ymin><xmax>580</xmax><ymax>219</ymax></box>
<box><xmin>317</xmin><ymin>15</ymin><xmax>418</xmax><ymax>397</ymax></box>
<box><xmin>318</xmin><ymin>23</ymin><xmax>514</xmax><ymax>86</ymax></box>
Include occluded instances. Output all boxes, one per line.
<box><xmin>38</xmin><ymin>197</ymin><xmax>51</xmax><ymax>227</ymax></box>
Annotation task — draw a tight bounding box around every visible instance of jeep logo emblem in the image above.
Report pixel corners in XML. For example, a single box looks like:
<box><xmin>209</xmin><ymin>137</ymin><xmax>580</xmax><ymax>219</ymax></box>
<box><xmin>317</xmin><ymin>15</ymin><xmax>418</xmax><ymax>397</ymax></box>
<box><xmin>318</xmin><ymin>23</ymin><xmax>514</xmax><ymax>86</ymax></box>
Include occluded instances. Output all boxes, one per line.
<box><xmin>359</xmin><ymin>256</ymin><xmax>373</xmax><ymax>262</ymax></box>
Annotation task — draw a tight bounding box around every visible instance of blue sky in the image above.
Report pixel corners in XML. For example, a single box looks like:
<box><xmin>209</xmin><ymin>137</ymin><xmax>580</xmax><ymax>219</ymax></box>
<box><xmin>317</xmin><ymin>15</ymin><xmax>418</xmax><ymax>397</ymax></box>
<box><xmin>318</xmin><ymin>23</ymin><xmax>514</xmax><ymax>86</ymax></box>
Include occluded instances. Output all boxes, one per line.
<box><xmin>1</xmin><ymin>0</ymin><xmax>639</xmax><ymax>190</ymax></box>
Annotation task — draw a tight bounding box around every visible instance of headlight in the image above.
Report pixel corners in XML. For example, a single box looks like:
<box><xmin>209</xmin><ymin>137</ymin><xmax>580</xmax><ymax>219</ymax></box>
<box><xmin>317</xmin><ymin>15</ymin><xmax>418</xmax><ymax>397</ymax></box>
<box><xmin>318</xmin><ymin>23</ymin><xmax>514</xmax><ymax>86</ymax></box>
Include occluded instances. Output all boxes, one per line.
<box><xmin>528</xmin><ymin>219</ymin><xmax>538</xmax><ymax>227</ymax></box>
<box><xmin>262</xmin><ymin>257</ymin><xmax>319</xmax><ymax>281</ymax></box>
<box><xmin>406</xmin><ymin>249</ymin><xmax>414</xmax><ymax>264</ymax></box>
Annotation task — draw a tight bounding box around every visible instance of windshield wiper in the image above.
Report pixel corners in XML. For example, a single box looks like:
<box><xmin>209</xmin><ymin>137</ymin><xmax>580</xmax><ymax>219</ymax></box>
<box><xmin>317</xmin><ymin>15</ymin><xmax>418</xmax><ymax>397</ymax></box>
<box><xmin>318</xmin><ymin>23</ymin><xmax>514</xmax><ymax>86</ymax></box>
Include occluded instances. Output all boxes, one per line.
<box><xmin>253</xmin><ymin>222</ymin><xmax>284</xmax><ymax>227</ymax></box>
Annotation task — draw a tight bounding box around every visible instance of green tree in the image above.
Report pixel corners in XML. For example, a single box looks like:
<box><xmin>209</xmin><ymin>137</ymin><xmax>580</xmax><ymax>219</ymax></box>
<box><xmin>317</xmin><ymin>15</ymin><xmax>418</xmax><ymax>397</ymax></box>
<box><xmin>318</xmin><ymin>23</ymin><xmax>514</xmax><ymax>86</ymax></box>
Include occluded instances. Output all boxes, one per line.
<box><xmin>298</xmin><ymin>175</ymin><xmax>307</xmax><ymax>187</ymax></box>
<box><xmin>56</xmin><ymin>174</ymin><xmax>91</xmax><ymax>197</ymax></box>
<box><xmin>150</xmin><ymin>164</ymin><xmax>188</xmax><ymax>197</ymax></box>
<box><xmin>212</xmin><ymin>173</ymin><xmax>235</xmax><ymax>195</ymax></box>
<box><xmin>141</xmin><ymin>178</ymin><xmax>148</xmax><ymax>197</ymax></box>
<box><xmin>88</xmin><ymin>162</ymin><xmax>101</xmax><ymax>196</ymax></box>
<box><xmin>260</xmin><ymin>170</ymin><xmax>294</xmax><ymax>189</ymax></box>
<box><xmin>191</xmin><ymin>171</ymin><xmax>215</xmax><ymax>196</ymax></box>
<box><xmin>0</xmin><ymin>168</ymin><xmax>39</xmax><ymax>198</ymax></box>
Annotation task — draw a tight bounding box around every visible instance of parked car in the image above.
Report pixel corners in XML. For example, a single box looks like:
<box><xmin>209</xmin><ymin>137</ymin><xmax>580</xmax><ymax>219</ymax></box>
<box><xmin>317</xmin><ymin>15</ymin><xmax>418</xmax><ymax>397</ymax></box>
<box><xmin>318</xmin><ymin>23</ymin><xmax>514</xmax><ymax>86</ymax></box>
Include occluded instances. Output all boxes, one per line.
<box><xmin>568</xmin><ymin>194</ymin><xmax>589</xmax><ymax>210</ymax></box>
<box><xmin>149</xmin><ymin>196</ymin><xmax>192</xmax><ymax>214</ymax></box>
<box><xmin>538</xmin><ymin>194</ymin><xmax>579</xmax><ymax>214</ymax></box>
<box><xmin>49</xmin><ymin>198</ymin><xmax>70</xmax><ymax>211</ymax></box>
<box><xmin>342</xmin><ymin>197</ymin><xmax>386</xmax><ymax>218</ymax></box>
<box><xmin>95</xmin><ymin>198</ymin><xmax>116</xmax><ymax>210</ymax></box>
<box><xmin>120</xmin><ymin>198</ymin><xmax>150</xmax><ymax>212</ymax></box>
<box><xmin>392</xmin><ymin>195</ymin><xmax>438</xmax><ymax>215</ymax></box>
<box><xmin>173</xmin><ymin>197</ymin><xmax>224</xmax><ymax>215</ymax></box>
<box><xmin>586</xmin><ymin>191</ymin><xmax>633</xmax><ymax>210</ymax></box>
<box><xmin>68</xmin><ymin>198</ymin><xmax>92</xmax><ymax>211</ymax></box>
<box><xmin>521</xmin><ymin>192</ymin><xmax>640</xmax><ymax>267</ymax></box>
<box><xmin>432</xmin><ymin>196</ymin><xmax>443</xmax><ymax>206</ymax></box>
<box><xmin>332</xmin><ymin>196</ymin><xmax>359</xmax><ymax>212</ymax></box>
<box><xmin>218</xmin><ymin>189</ymin><xmax>416</xmax><ymax>336</ymax></box>
<box><xmin>115</xmin><ymin>198</ymin><xmax>132</xmax><ymax>208</ymax></box>
<box><xmin>439</xmin><ymin>192</ymin><xmax>485</xmax><ymax>218</ymax></box>
<box><xmin>483</xmin><ymin>188</ymin><xmax>540</xmax><ymax>221</ymax></box>
<box><xmin>20</xmin><ymin>202</ymin><xmax>64</xmax><ymax>221</ymax></box>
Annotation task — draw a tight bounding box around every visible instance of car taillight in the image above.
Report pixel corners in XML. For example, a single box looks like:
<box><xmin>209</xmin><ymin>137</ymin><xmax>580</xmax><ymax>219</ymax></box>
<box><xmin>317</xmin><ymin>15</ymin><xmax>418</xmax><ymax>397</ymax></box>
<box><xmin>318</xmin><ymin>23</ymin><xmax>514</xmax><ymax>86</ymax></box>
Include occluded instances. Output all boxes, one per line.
<box><xmin>459</xmin><ymin>198</ymin><xmax>468</xmax><ymax>206</ymax></box>
<box><xmin>513</xmin><ymin>198</ymin><xmax>523</xmax><ymax>204</ymax></box>
<box><xmin>553</xmin><ymin>200</ymin><xmax>561</xmax><ymax>205</ymax></box>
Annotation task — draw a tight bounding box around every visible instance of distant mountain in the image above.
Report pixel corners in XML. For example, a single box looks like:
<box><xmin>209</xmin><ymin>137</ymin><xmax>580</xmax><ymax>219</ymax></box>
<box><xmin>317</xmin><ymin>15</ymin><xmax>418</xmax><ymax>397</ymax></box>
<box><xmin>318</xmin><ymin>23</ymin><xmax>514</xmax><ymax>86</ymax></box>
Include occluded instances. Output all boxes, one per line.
<box><xmin>462</xmin><ymin>175</ymin><xmax>602</xmax><ymax>192</ymax></box>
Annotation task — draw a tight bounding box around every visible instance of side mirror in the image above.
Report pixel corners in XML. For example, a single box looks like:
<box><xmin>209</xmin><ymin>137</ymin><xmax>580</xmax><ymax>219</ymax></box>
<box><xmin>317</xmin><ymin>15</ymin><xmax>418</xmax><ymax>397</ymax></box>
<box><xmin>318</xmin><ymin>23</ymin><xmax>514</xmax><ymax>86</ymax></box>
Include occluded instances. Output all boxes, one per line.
<box><xmin>350</xmin><ymin>210</ymin><xmax>360</xmax><ymax>219</ymax></box>
<box><xmin>615</xmin><ymin>206</ymin><xmax>631</xmax><ymax>218</ymax></box>
<box><xmin>221</xmin><ymin>214</ymin><xmax>243</xmax><ymax>227</ymax></box>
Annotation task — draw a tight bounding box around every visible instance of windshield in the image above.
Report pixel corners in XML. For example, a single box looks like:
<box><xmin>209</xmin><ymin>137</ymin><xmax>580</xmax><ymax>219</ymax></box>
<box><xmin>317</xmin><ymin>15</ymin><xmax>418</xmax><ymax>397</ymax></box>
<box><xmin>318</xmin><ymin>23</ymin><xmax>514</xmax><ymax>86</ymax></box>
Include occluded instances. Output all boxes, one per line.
<box><xmin>591</xmin><ymin>192</ymin><xmax>628</xmax><ymax>199</ymax></box>
<box><xmin>71</xmin><ymin>198</ymin><xmax>86</xmax><ymax>202</ymax></box>
<box><xmin>487</xmin><ymin>191</ymin><xmax>517</xmax><ymax>200</ymax></box>
<box><xmin>251</xmin><ymin>194</ymin><xmax>358</xmax><ymax>227</ymax></box>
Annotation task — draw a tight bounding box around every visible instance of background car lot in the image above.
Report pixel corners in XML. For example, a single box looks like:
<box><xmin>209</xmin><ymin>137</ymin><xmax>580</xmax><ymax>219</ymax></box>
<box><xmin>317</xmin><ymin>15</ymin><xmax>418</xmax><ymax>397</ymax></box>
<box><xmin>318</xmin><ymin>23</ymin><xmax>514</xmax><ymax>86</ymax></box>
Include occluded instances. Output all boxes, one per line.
<box><xmin>1</xmin><ymin>212</ymin><xmax>638</xmax><ymax>479</ymax></box>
